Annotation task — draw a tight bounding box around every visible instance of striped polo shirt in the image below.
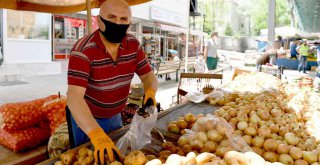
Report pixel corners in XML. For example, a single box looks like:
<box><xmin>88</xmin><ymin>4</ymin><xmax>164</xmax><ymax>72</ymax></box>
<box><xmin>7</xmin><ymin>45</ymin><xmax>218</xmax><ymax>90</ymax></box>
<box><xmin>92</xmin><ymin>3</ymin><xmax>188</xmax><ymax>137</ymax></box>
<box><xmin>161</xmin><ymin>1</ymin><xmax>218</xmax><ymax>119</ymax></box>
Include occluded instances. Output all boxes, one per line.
<box><xmin>68</xmin><ymin>30</ymin><xmax>152</xmax><ymax>118</ymax></box>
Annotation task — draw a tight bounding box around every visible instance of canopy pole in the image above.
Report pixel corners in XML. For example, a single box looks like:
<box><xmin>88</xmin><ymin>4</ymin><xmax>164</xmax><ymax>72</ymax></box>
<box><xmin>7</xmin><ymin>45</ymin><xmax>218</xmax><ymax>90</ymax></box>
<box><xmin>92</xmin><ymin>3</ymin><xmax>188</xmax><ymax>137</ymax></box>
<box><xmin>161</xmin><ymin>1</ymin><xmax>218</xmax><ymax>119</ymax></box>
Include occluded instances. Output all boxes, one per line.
<box><xmin>268</xmin><ymin>0</ymin><xmax>276</xmax><ymax>48</ymax></box>
<box><xmin>86</xmin><ymin>0</ymin><xmax>93</xmax><ymax>34</ymax></box>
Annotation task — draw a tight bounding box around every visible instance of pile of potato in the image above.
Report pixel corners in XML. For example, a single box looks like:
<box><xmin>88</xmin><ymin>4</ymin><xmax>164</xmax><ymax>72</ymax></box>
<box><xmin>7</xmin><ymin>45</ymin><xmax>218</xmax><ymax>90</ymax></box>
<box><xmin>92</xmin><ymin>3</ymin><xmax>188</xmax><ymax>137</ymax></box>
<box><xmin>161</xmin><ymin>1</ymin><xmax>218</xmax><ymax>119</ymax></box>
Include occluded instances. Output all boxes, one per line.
<box><xmin>54</xmin><ymin>147</ymin><xmax>94</xmax><ymax>165</ymax></box>
<box><xmin>167</xmin><ymin>113</ymin><xmax>199</xmax><ymax>135</ymax></box>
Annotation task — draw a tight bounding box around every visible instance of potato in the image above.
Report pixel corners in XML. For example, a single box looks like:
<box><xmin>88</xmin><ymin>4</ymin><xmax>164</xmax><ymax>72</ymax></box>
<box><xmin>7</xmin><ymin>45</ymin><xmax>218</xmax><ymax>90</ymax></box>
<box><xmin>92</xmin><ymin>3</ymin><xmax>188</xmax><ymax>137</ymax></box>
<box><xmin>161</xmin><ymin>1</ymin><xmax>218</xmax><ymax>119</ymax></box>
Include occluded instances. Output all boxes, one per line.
<box><xmin>54</xmin><ymin>161</ymin><xmax>64</xmax><ymax>165</ymax></box>
<box><xmin>146</xmin><ymin>155</ymin><xmax>157</xmax><ymax>161</ymax></box>
<box><xmin>78</xmin><ymin>147</ymin><xmax>88</xmax><ymax>157</ymax></box>
<box><xmin>165</xmin><ymin>154</ymin><xmax>184</xmax><ymax>165</ymax></box>
<box><xmin>184</xmin><ymin>152</ymin><xmax>196</xmax><ymax>165</ymax></box>
<box><xmin>73</xmin><ymin>162</ymin><xmax>80</xmax><ymax>165</ymax></box>
<box><xmin>159</xmin><ymin>150</ymin><xmax>172</xmax><ymax>157</ymax></box>
<box><xmin>196</xmin><ymin>152</ymin><xmax>216</xmax><ymax>164</ymax></box>
<box><xmin>77</xmin><ymin>156</ymin><xmax>86</xmax><ymax>164</ymax></box>
<box><xmin>124</xmin><ymin>151</ymin><xmax>147</xmax><ymax>165</ymax></box>
<box><xmin>60</xmin><ymin>151</ymin><xmax>76</xmax><ymax>165</ymax></box>
<box><xmin>81</xmin><ymin>156</ymin><xmax>94</xmax><ymax>165</ymax></box>
<box><xmin>224</xmin><ymin>151</ymin><xmax>248</xmax><ymax>165</ymax></box>
<box><xmin>87</xmin><ymin>150</ymin><xmax>93</xmax><ymax>156</ymax></box>
<box><xmin>110</xmin><ymin>161</ymin><xmax>123</xmax><ymax>165</ymax></box>
<box><xmin>145</xmin><ymin>159</ymin><xmax>162</xmax><ymax>165</ymax></box>
<box><xmin>244</xmin><ymin>151</ymin><xmax>265</xmax><ymax>165</ymax></box>
<box><xmin>158</xmin><ymin>155</ymin><xmax>168</xmax><ymax>163</ymax></box>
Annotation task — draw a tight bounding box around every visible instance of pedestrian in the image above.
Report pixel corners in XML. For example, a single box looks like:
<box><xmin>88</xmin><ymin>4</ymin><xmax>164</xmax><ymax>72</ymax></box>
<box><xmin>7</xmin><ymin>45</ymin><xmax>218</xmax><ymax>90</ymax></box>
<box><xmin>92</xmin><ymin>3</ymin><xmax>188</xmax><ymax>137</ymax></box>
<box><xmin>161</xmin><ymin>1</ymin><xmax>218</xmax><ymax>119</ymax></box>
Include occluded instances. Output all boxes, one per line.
<box><xmin>204</xmin><ymin>32</ymin><xmax>219</xmax><ymax>70</ymax></box>
<box><xmin>194</xmin><ymin>53</ymin><xmax>207</xmax><ymax>73</ymax></box>
<box><xmin>315</xmin><ymin>43</ymin><xmax>320</xmax><ymax>71</ymax></box>
<box><xmin>256</xmin><ymin>48</ymin><xmax>286</xmax><ymax>70</ymax></box>
<box><xmin>290</xmin><ymin>38</ymin><xmax>299</xmax><ymax>59</ymax></box>
<box><xmin>296</xmin><ymin>39</ymin><xmax>310</xmax><ymax>74</ymax></box>
<box><xmin>66</xmin><ymin>0</ymin><xmax>158</xmax><ymax>164</ymax></box>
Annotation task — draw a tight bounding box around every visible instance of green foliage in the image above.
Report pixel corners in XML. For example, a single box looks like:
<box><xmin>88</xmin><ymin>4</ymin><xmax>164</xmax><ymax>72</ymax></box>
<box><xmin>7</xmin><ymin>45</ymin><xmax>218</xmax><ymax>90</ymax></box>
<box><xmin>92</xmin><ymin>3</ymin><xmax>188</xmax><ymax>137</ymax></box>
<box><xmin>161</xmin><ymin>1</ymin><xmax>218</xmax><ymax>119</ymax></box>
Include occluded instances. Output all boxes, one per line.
<box><xmin>224</xmin><ymin>23</ymin><xmax>233</xmax><ymax>36</ymax></box>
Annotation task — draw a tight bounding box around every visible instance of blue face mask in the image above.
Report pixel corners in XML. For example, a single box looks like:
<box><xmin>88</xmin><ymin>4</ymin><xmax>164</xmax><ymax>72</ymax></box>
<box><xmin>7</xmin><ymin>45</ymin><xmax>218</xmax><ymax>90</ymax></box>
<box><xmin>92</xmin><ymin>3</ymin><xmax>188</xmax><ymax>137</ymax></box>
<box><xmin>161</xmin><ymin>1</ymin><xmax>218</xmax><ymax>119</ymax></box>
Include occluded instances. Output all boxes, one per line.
<box><xmin>99</xmin><ymin>16</ymin><xmax>130</xmax><ymax>43</ymax></box>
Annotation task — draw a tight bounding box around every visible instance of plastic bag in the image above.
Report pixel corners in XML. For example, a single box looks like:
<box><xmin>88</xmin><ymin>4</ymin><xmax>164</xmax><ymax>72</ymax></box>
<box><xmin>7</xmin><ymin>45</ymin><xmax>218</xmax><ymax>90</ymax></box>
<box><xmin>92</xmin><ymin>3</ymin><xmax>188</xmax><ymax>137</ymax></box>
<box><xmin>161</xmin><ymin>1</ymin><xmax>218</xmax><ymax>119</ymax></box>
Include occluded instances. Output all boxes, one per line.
<box><xmin>116</xmin><ymin>107</ymin><xmax>158</xmax><ymax>156</ymax></box>
<box><xmin>179</xmin><ymin>114</ymin><xmax>251</xmax><ymax>155</ymax></box>
<box><xmin>48</xmin><ymin>122</ymin><xmax>70</xmax><ymax>158</ymax></box>
<box><xmin>185</xmin><ymin>89</ymin><xmax>227</xmax><ymax>103</ymax></box>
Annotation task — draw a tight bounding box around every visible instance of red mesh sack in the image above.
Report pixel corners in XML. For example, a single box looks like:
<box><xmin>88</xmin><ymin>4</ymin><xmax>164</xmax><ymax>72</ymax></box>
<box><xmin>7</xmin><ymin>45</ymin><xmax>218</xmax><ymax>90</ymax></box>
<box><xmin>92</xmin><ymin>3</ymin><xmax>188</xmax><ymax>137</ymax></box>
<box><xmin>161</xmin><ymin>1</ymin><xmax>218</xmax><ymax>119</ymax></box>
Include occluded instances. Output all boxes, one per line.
<box><xmin>42</xmin><ymin>97</ymin><xmax>67</xmax><ymax>134</ymax></box>
<box><xmin>0</xmin><ymin>95</ymin><xmax>59</xmax><ymax>131</ymax></box>
<box><xmin>0</xmin><ymin>127</ymin><xmax>51</xmax><ymax>152</ymax></box>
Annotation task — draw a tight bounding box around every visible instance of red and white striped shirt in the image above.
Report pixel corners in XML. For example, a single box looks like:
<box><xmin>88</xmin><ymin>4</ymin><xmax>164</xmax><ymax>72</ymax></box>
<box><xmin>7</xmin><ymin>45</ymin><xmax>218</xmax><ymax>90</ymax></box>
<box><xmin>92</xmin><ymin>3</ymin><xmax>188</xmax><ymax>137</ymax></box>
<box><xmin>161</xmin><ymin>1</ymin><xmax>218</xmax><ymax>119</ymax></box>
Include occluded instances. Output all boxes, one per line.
<box><xmin>68</xmin><ymin>30</ymin><xmax>152</xmax><ymax>118</ymax></box>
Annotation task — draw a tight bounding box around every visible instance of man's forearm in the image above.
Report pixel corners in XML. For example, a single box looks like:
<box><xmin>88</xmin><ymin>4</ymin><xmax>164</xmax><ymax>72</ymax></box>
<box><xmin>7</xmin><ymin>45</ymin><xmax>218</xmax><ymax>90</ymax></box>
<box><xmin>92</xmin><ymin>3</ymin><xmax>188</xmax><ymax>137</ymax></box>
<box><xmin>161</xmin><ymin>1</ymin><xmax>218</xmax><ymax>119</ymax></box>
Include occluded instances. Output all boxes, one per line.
<box><xmin>67</xmin><ymin>96</ymin><xmax>101</xmax><ymax>135</ymax></box>
<box><xmin>141</xmin><ymin>72</ymin><xmax>158</xmax><ymax>92</ymax></box>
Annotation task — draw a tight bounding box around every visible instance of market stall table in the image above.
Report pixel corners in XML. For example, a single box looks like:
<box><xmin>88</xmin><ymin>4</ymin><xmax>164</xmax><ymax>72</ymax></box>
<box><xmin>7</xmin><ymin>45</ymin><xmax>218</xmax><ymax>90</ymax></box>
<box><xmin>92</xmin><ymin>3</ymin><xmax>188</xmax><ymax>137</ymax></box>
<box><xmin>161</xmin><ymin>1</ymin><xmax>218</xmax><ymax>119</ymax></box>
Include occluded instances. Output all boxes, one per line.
<box><xmin>37</xmin><ymin>102</ymin><xmax>219</xmax><ymax>165</ymax></box>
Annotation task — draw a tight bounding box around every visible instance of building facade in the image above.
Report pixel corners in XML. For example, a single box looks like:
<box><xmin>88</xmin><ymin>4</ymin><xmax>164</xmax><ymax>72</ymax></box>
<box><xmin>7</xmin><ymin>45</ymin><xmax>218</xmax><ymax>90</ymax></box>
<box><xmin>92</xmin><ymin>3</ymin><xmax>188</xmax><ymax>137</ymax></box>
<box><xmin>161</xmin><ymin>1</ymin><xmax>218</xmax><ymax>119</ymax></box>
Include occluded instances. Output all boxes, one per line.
<box><xmin>0</xmin><ymin>0</ymin><xmax>195</xmax><ymax>76</ymax></box>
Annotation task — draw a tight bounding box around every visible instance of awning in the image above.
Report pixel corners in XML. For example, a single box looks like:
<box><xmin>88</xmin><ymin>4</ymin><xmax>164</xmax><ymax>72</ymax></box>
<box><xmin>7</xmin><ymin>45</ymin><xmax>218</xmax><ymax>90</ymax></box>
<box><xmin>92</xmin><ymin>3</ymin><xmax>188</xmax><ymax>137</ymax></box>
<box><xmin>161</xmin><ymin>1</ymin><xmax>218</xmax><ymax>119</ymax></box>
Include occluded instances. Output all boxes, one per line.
<box><xmin>158</xmin><ymin>24</ymin><xmax>187</xmax><ymax>34</ymax></box>
<box><xmin>0</xmin><ymin>0</ymin><xmax>151</xmax><ymax>14</ymax></box>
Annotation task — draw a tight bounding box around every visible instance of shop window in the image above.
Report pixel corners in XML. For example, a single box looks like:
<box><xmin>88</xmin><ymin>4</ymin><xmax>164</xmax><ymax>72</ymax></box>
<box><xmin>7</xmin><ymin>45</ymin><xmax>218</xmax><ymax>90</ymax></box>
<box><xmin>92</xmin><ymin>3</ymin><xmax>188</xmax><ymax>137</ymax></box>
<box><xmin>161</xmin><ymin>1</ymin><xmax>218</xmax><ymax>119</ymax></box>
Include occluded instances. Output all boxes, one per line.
<box><xmin>7</xmin><ymin>10</ymin><xmax>50</xmax><ymax>40</ymax></box>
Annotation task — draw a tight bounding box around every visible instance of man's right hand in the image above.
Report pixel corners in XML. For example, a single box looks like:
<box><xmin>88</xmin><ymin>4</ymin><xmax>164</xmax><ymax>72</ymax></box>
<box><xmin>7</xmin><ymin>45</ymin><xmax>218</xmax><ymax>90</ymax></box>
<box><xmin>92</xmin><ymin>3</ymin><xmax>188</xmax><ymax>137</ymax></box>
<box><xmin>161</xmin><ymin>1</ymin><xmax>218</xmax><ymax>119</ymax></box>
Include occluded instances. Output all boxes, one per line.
<box><xmin>88</xmin><ymin>128</ymin><xmax>122</xmax><ymax>164</ymax></box>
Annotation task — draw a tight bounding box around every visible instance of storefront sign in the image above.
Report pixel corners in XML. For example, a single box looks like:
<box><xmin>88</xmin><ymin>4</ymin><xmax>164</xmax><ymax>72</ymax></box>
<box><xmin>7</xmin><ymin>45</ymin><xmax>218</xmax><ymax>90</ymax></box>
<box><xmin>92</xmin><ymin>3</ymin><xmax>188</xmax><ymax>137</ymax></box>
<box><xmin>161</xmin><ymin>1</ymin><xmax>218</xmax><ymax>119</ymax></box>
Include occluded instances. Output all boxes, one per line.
<box><xmin>159</xmin><ymin>24</ymin><xmax>187</xmax><ymax>34</ymax></box>
<box><xmin>150</xmin><ymin>7</ymin><xmax>184</xmax><ymax>26</ymax></box>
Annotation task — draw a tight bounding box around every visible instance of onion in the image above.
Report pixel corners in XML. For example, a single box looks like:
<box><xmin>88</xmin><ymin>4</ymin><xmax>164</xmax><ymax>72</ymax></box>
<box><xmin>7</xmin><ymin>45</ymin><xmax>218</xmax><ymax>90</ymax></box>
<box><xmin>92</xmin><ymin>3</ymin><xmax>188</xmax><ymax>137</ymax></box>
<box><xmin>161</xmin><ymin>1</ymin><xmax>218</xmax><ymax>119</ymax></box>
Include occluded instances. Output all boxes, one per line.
<box><xmin>190</xmin><ymin>140</ymin><xmax>203</xmax><ymax>151</ymax></box>
<box><xmin>289</xmin><ymin>147</ymin><xmax>302</xmax><ymax>160</ymax></box>
<box><xmin>203</xmin><ymin>141</ymin><xmax>216</xmax><ymax>152</ymax></box>
<box><xmin>237</xmin><ymin>121</ymin><xmax>248</xmax><ymax>131</ymax></box>
<box><xmin>277</xmin><ymin>144</ymin><xmax>290</xmax><ymax>154</ymax></box>
<box><xmin>237</xmin><ymin>112</ymin><xmax>249</xmax><ymax>122</ymax></box>
<box><xmin>217</xmin><ymin>109</ymin><xmax>226</xmax><ymax>115</ymax></box>
<box><xmin>249</xmin><ymin>111</ymin><xmax>257</xmax><ymax>117</ymax></box>
<box><xmin>252</xmin><ymin>147</ymin><xmax>264</xmax><ymax>156</ymax></box>
<box><xmin>279</xmin><ymin>154</ymin><xmax>294</xmax><ymax>165</ymax></box>
<box><xmin>263</xmin><ymin>139</ymin><xmax>278</xmax><ymax>152</ymax></box>
<box><xmin>215</xmin><ymin>147</ymin><xmax>231</xmax><ymax>157</ymax></box>
<box><xmin>269</xmin><ymin>124</ymin><xmax>279</xmax><ymax>133</ymax></box>
<box><xmin>279</xmin><ymin>127</ymin><xmax>289</xmax><ymax>137</ymax></box>
<box><xmin>302</xmin><ymin>151</ymin><xmax>318</xmax><ymax>164</ymax></box>
<box><xmin>252</xmin><ymin>136</ymin><xmax>265</xmax><ymax>148</ymax></box>
<box><xmin>271</xmin><ymin>134</ymin><xmax>279</xmax><ymax>141</ymax></box>
<box><xmin>305</xmin><ymin>138</ymin><xmax>316</xmax><ymax>151</ymax></box>
<box><xmin>250</xmin><ymin>115</ymin><xmax>261</xmax><ymax>124</ymax></box>
<box><xmin>229</xmin><ymin>118</ymin><xmax>238</xmax><ymax>126</ymax></box>
<box><xmin>234</xmin><ymin>130</ymin><xmax>243</xmax><ymax>136</ymax></box>
<box><xmin>207</xmin><ymin>130</ymin><xmax>223</xmax><ymax>142</ymax></box>
<box><xmin>219</xmin><ymin>139</ymin><xmax>231</xmax><ymax>147</ymax></box>
<box><xmin>242</xmin><ymin>135</ymin><xmax>252</xmax><ymax>145</ymax></box>
<box><xmin>271</xmin><ymin>109</ymin><xmax>282</xmax><ymax>117</ymax></box>
<box><xmin>248</xmin><ymin>122</ymin><xmax>258</xmax><ymax>130</ymax></box>
<box><xmin>294</xmin><ymin>159</ymin><xmax>308</xmax><ymax>165</ymax></box>
<box><xmin>258</xmin><ymin>126</ymin><xmax>271</xmax><ymax>138</ymax></box>
<box><xmin>195</xmin><ymin>132</ymin><xmax>208</xmax><ymax>143</ymax></box>
<box><xmin>227</xmin><ymin>108</ymin><xmax>238</xmax><ymax>117</ymax></box>
<box><xmin>258</xmin><ymin>110</ymin><xmax>270</xmax><ymax>121</ymax></box>
<box><xmin>263</xmin><ymin>151</ymin><xmax>278</xmax><ymax>162</ymax></box>
<box><xmin>285</xmin><ymin>133</ymin><xmax>299</xmax><ymax>145</ymax></box>
<box><xmin>216</xmin><ymin>124</ymin><xmax>228</xmax><ymax>135</ymax></box>
<box><xmin>244</xmin><ymin>127</ymin><xmax>257</xmax><ymax>136</ymax></box>
<box><xmin>177</xmin><ymin>136</ymin><xmax>188</xmax><ymax>147</ymax></box>
<box><xmin>222</xmin><ymin>113</ymin><xmax>231</xmax><ymax>122</ymax></box>
<box><xmin>274</xmin><ymin>117</ymin><xmax>286</xmax><ymax>127</ymax></box>
<box><xmin>297</xmin><ymin>143</ymin><xmax>306</xmax><ymax>151</ymax></box>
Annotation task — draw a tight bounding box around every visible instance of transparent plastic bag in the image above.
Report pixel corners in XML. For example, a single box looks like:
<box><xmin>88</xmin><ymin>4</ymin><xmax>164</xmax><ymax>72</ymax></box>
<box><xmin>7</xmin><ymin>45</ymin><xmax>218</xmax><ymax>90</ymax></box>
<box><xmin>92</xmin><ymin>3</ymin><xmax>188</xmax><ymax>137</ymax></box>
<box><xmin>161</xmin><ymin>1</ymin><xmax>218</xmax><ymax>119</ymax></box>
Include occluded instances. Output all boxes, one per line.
<box><xmin>179</xmin><ymin>114</ymin><xmax>251</xmax><ymax>155</ymax></box>
<box><xmin>116</xmin><ymin>107</ymin><xmax>158</xmax><ymax>155</ymax></box>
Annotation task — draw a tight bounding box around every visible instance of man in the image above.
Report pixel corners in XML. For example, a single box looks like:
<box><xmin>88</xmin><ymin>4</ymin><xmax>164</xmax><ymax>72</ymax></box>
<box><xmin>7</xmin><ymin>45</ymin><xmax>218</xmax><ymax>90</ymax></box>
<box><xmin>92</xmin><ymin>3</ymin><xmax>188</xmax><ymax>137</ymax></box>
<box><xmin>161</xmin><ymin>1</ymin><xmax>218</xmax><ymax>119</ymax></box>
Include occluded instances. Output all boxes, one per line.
<box><xmin>290</xmin><ymin>39</ymin><xmax>299</xmax><ymax>59</ymax></box>
<box><xmin>296</xmin><ymin>39</ymin><xmax>310</xmax><ymax>73</ymax></box>
<box><xmin>256</xmin><ymin>48</ymin><xmax>286</xmax><ymax>70</ymax></box>
<box><xmin>204</xmin><ymin>32</ymin><xmax>219</xmax><ymax>70</ymax></box>
<box><xmin>66</xmin><ymin>0</ymin><xmax>158</xmax><ymax>164</ymax></box>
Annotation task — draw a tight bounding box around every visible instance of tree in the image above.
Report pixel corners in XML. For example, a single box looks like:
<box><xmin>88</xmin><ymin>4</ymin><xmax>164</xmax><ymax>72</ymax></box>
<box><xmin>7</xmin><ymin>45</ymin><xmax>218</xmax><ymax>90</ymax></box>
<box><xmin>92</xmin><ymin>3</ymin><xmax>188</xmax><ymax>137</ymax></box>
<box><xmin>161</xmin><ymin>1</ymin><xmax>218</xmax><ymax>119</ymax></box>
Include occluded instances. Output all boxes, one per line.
<box><xmin>224</xmin><ymin>23</ymin><xmax>233</xmax><ymax>36</ymax></box>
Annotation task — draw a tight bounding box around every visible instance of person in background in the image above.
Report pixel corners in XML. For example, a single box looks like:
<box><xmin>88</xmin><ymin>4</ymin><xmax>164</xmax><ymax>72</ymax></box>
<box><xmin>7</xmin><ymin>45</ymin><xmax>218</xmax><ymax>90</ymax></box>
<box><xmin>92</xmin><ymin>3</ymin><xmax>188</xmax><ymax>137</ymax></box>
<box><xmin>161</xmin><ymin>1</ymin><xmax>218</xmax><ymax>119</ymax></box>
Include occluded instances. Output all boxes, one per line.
<box><xmin>194</xmin><ymin>52</ymin><xmax>208</xmax><ymax>73</ymax></box>
<box><xmin>256</xmin><ymin>49</ymin><xmax>286</xmax><ymax>70</ymax></box>
<box><xmin>290</xmin><ymin>39</ymin><xmax>299</xmax><ymax>59</ymax></box>
<box><xmin>277</xmin><ymin>36</ymin><xmax>285</xmax><ymax>48</ymax></box>
<box><xmin>204</xmin><ymin>32</ymin><xmax>219</xmax><ymax>70</ymax></box>
<box><xmin>296</xmin><ymin>39</ymin><xmax>310</xmax><ymax>74</ymax></box>
<box><xmin>66</xmin><ymin>0</ymin><xmax>158</xmax><ymax>164</ymax></box>
<box><xmin>165</xmin><ymin>49</ymin><xmax>180</xmax><ymax>80</ymax></box>
<box><xmin>315</xmin><ymin>43</ymin><xmax>320</xmax><ymax>71</ymax></box>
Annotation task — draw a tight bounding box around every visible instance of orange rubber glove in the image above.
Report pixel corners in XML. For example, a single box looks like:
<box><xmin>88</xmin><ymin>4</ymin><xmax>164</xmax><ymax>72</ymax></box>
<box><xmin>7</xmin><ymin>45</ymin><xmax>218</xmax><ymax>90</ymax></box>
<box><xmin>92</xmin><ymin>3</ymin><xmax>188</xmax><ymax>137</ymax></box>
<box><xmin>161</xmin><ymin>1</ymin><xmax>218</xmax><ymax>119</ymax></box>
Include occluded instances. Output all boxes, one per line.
<box><xmin>88</xmin><ymin>128</ymin><xmax>122</xmax><ymax>164</ymax></box>
<box><xmin>144</xmin><ymin>88</ymin><xmax>156</xmax><ymax>107</ymax></box>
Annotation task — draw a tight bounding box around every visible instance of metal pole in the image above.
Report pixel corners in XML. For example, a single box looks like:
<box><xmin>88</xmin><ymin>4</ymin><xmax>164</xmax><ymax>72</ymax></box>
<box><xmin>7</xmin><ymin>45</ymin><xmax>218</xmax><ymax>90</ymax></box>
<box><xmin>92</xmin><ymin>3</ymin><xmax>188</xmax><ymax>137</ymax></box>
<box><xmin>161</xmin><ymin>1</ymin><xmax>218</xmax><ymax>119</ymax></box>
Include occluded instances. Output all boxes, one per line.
<box><xmin>185</xmin><ymin>0</ymin><xmax>191</xmax><ymax>72</ymax></box>
<box><xmin>86</xmin><ymin>0</ymin><xmax>92</xmax><ymax>34</ymax></box>
<box><xmin>268</xmin><ymin>0</ymin><xmax>276</xmax><ymax>48</ymax></box>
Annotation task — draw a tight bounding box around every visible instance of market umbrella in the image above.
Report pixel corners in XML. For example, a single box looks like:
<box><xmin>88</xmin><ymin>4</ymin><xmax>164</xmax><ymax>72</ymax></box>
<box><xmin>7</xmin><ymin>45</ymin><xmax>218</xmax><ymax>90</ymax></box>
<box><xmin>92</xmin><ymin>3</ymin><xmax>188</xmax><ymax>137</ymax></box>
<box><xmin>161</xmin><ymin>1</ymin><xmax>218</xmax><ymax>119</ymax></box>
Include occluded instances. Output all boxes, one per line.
<box><xmin>0</xmin><ymin>0</ymin><xmax>152</xmax><ymax>32</ymax></box>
